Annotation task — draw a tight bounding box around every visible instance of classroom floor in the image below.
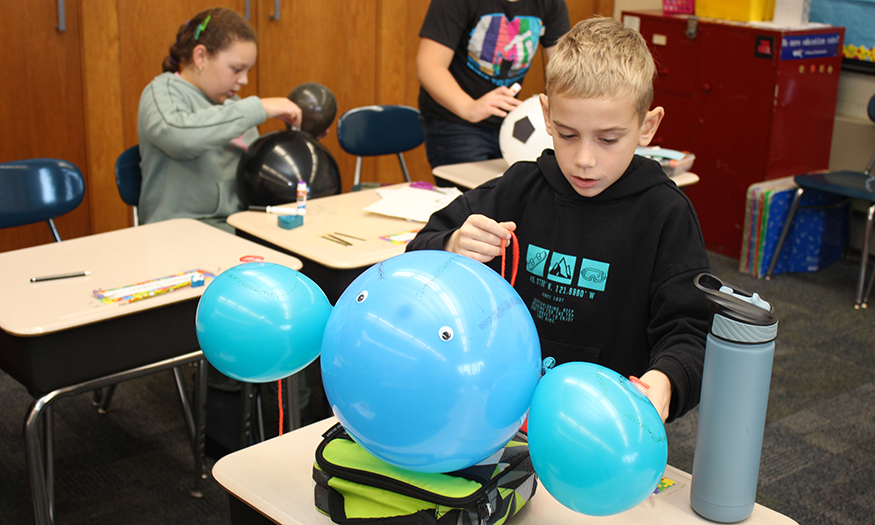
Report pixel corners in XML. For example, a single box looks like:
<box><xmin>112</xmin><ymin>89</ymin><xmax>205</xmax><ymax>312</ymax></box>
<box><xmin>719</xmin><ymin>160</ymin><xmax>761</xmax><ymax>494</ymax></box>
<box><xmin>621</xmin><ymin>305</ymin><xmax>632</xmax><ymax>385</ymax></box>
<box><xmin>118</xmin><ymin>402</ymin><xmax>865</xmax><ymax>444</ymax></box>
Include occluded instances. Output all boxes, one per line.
<box><xmin>0</xmin><ymin>251</ymin><xmax>873</xmax><ymax>525</ymax></box>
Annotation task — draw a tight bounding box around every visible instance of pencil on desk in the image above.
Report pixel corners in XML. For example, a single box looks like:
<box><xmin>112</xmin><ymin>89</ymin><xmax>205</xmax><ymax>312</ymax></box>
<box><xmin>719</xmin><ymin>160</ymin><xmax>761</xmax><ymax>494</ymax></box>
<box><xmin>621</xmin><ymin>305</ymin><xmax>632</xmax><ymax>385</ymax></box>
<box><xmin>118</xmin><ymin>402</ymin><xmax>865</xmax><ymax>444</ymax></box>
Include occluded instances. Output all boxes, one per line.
<box><xmin>30</xmin><ymin>271</ymin><xmax>90</xmax><ymax>283</ymax></box>
<box><xmin>333</xmin><ymin>232</ymin><xmax>365</xmax><ymax>242</ymax></box>
<box><xmin>322</xmin><ymin>235</ymin><xmax>352</xmax><ymax>246</ymax></box>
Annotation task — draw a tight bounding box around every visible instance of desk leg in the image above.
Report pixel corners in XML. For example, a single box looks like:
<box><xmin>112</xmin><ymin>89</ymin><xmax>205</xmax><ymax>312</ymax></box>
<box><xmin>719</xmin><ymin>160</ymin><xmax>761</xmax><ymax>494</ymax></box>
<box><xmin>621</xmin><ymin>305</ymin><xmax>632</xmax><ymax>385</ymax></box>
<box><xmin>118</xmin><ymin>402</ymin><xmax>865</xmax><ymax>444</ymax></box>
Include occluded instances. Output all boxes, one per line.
<box><xmin>23</xmin><ymin>351</ymin><xmax>204</xmax><ymax>525</ymax></box>
<box><xmin>25</xmin><ymin>392</ymin><xmax>56</xmax><ymax>525</ymax></box>
<box><xmin>172</xmin><ymin>360</ymin><xmax>207</xmax><ymax>496</ymax></box>
<box><xmin>191</xmin><ymin>359</ymin><xmax>207</xmax><ymax>497</ymax></box>
<box><xmin>44</xmin><ymin>405</ymin><xmax>54</xmax><ymax>521</ymax></box>
<box><xmin>174</xmin><ymin>366</ymin><xmax>196</xmax><ymax>440</ymax></box>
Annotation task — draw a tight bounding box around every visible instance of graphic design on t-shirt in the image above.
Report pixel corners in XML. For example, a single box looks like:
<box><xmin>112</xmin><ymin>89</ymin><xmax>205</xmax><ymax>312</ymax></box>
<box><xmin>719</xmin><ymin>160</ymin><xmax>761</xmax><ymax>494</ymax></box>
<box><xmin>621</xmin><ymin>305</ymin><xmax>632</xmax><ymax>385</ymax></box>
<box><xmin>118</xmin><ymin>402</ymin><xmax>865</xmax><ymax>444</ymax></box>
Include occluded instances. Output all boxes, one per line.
<box><xmin>577</xmin><ymin>259</ymin><xmax>610</xmax><ymax>292</ymax></box>
<box><xmin>467</xmin><ymin>14</ymin><xmax>545</xmax><ymax>85</ymax></box>
<box><xmin>525</xmin><ymin>244</ymin><xmax>549</xmax><ymax>276</ymax></box>
<box><xmin>546</xmin><ymin>251</ymin><xmax>575</xmax><ymax>285</ymax></box>
<box><xmin>525</xmin><ymin>244</ymin><xmax>607</xmax><ymax>324</ymax></box>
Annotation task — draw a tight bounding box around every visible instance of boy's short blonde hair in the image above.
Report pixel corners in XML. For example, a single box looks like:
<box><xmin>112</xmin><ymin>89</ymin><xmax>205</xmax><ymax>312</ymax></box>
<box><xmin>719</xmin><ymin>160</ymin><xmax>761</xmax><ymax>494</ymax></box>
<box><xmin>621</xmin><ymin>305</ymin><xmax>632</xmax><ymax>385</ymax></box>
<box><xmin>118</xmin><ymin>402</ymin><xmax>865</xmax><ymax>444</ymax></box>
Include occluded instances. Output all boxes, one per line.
<box><xmin>545</xmin><ymin>17</ymin><xmax>656</xmax><ymax>122</ymax></box>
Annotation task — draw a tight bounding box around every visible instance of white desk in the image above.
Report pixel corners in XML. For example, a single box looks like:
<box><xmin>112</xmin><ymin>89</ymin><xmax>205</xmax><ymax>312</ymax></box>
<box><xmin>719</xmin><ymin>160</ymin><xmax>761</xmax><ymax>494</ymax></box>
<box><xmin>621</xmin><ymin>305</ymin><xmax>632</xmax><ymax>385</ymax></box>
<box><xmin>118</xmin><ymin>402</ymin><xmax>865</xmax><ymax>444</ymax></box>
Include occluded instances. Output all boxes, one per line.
<box><xmin>228</xmin><ymin>185</ymin><xmax>421</xmax><ymax>303</ymax></box>
<box><xmin>213</xmin><ymin>416</ymin><xmax>798</xmax><ymax>525</ymax></box>
<box><xmin>433</xmin><ymin>158</ymin><xmax>700</xmax><ymax>190</ymax></box>
<box><xmin>0</xmin><ymin>218</ymin><xmax>303</xmax><ymax>525</ymax></box>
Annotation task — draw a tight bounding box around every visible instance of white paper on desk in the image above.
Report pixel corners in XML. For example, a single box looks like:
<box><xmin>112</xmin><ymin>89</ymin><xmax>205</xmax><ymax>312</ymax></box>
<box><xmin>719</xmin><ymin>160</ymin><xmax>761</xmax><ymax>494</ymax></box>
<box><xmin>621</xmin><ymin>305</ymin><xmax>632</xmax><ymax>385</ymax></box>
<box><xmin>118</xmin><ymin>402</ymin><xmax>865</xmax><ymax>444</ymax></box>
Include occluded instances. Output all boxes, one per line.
<box><xmin>364</xmin><ymin>187</ymin><xmax>463</xmax><ymax>223</ymax></box>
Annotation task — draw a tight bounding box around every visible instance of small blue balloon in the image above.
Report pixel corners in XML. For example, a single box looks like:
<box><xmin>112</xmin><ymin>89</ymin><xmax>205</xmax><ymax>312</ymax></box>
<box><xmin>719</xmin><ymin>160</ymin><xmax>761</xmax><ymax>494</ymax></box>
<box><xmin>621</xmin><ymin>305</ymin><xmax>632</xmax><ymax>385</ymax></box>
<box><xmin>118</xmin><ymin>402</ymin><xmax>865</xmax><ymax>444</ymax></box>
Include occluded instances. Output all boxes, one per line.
<box><xmin>527</xmin><ymin>362</ymin><xmax>668</xmax><ymax>516</ymax></box>
<box><xmin>195</xmin><ymin>262</ymin><xmax>331</xmax><ymax>382</ymax></box>
<box><xmin>321</xmin><ymin>250</ymin><xmax>541</xmax><ymax>473</ymax></box>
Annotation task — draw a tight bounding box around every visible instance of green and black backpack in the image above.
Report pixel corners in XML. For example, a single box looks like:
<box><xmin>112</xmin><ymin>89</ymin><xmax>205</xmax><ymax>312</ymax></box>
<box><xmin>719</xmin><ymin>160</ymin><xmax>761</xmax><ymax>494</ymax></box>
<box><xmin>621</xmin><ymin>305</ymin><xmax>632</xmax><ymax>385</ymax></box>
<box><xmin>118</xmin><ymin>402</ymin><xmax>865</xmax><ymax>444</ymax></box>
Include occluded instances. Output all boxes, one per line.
<box><xmin>313</xmin><ymin>423</ymin><xmax>538</xmax><ymax>524</ymax></box>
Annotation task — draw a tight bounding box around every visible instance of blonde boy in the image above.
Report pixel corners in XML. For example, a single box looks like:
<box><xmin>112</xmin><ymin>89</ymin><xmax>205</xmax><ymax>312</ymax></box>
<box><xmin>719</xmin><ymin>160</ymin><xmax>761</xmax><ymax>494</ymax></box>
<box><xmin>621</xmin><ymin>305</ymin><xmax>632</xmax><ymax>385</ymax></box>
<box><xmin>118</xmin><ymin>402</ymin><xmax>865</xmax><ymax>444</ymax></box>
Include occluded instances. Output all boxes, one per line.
<box><xmin>407</xmin><ymin>17</ymin><xmax>711</xmax><ymax>423</ymax></box>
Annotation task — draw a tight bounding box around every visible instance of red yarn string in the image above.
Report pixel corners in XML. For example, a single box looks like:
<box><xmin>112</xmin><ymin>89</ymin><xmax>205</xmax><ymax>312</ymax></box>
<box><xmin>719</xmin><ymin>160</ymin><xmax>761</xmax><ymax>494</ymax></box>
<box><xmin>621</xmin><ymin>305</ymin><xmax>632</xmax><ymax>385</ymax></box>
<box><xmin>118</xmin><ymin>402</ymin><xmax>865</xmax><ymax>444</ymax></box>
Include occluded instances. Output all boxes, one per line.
<box><xmin>500</xmin><ymin>231</ymin><xmax>519</xmax><ymax>286</ymax></box>
<box><xmin>277</xmin><ymin>379</ymin><xmax>284</xmax><ymax>436</ymax></box>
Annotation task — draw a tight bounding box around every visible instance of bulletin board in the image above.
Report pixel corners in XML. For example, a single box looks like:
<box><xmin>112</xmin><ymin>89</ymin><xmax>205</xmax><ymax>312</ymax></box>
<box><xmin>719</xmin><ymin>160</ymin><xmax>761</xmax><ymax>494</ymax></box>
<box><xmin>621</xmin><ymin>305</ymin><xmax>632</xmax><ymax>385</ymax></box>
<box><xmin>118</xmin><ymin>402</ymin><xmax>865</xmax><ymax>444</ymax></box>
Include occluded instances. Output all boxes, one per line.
<box><xmin>810</xmin><ymin>0</ymin><xmax>875</xmax><ymax>74</ymax></box>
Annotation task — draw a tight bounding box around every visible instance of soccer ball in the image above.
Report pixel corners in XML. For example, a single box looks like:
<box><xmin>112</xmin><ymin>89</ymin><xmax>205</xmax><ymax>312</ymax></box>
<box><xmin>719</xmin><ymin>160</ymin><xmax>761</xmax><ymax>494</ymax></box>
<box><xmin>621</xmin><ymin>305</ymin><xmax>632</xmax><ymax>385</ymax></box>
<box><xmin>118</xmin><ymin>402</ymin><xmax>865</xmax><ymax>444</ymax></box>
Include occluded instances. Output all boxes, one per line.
<box><xmin>499</xmin><ymin>95</ymin><xmax>554</xmax><ymax>166</ymax></box>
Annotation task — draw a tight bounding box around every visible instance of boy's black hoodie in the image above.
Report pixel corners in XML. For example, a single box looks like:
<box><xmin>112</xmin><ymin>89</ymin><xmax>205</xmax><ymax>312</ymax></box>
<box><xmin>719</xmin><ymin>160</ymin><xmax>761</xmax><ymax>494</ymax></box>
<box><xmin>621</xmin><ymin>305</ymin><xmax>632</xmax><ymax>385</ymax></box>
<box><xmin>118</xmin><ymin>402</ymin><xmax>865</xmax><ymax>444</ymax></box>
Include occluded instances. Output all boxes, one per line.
<box><xmin>408</xmin><ymin>151</ymin><xmax>711</xmax><ymax>421</ymax></box>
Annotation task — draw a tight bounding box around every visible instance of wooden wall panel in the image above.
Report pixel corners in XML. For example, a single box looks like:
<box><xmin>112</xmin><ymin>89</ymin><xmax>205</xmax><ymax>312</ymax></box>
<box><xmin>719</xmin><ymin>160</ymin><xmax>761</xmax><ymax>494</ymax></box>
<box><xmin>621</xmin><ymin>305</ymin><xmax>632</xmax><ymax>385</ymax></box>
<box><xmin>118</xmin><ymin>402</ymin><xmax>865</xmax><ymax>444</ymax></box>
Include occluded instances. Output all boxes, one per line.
<box><xmin>0</xmin><ymin>0</ymin><xmax>91</xmax><ymax>252</ymax></box>
<box><xmin>80</xmin><ymin>0</ymin><xmax>126</xmax><ymax>233</ymax></box>
<box><xmin>371</xmin><ymin>0</ymin><xmax>432</xmax><ymax>185</ymax></box>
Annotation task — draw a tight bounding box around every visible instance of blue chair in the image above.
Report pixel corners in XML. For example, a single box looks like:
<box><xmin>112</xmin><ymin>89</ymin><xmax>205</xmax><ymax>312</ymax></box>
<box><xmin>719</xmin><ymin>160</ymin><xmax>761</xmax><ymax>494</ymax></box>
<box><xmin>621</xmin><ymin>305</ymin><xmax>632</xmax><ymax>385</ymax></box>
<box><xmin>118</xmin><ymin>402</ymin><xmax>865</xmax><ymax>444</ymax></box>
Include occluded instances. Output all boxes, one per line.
<box><xmin>337</xmin><ymin>105</ymin><xmax>424</xmax><ymax>187</ymax></box>
<box><xmin>0</xmin><ymin>158</ymin><xmax>85</xmax><ymax>521</ymax></box>
<box><xmin>115</xmin><ymin>145</ymin><xmax>142</xmax><ymax>227</ymax></box>
<box><xmin>766</xmin><ymin>93</ymin><xmax>875</xmax><ymax>308</ymax></box>
<box><xmin>0</xmin><ymin>158</ymin><xmax>85</xmax><ymax>242</ymax></box>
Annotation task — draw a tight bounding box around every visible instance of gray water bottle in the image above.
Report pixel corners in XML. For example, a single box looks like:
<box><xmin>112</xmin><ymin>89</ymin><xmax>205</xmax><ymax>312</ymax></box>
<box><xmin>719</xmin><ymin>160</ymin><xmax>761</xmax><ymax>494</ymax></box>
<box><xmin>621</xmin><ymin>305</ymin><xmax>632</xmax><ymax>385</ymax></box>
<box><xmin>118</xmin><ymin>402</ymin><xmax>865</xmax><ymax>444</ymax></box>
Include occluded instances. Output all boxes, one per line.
<box><xmin>690</xmin><ymin>274</ymin><xmax>778</xmax><ymax>523</ymax></box>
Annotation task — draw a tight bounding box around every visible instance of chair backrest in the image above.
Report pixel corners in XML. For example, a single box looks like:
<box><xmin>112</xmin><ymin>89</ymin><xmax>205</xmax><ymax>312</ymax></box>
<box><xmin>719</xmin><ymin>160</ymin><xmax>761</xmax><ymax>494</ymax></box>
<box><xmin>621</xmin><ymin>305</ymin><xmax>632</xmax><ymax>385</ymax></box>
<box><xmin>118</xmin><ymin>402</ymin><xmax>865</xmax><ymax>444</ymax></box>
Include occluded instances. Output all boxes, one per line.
<box><xmin>115</xmin><ymin>145</ymin><xmax>142</xmax><ymax>207</ymax></box>
<box><xmin>0</xmin><ymin>158</ymin><xmax>85</xmax><ymax>241</ymax></box>
<box><xmin>337</xmin><ymin>105</ymin><xmax>424</xmax><ymax>157</ymax></box>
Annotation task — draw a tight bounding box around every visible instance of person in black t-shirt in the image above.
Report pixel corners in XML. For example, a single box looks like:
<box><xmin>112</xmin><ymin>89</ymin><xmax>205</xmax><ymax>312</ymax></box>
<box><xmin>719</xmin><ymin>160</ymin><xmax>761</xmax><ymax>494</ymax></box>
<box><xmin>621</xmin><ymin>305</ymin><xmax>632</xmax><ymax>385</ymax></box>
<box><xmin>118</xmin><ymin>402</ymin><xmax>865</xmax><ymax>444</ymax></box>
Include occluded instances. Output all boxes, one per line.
<box><xmin>416</xmin><ymin>0</ymin><xmax>570</xmax><ymax>172</ymax></box>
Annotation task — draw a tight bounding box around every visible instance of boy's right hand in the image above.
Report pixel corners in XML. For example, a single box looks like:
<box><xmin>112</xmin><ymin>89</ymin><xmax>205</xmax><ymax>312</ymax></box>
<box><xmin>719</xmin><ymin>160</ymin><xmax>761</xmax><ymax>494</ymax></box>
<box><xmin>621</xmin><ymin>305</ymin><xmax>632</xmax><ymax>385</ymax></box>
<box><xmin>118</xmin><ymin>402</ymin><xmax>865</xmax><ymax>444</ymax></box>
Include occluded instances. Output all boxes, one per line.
<box><xmin>261</xmin><ymin>97</ymin><xmax>303</xmax><ymax>129</ymax></box>
<box><xmin>444</xmin><ymin>214</ymin><xmax>516</xmax><ymax>263</ymax></box>
<box><xmin>465</xmin><ymin>86</ymin><xmax>522</xmax><ymax>123</ymax></box>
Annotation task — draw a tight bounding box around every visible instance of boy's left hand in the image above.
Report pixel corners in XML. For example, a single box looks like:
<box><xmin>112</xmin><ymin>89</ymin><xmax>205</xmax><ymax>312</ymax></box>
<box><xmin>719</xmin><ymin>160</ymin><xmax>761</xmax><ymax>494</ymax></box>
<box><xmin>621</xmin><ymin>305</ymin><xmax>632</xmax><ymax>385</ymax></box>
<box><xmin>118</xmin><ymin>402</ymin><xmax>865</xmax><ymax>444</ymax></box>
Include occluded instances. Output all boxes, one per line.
<box><xmin>638</xmin><ymin>370</ymin><xmax>672</xmax><ymax>423</ymax></box>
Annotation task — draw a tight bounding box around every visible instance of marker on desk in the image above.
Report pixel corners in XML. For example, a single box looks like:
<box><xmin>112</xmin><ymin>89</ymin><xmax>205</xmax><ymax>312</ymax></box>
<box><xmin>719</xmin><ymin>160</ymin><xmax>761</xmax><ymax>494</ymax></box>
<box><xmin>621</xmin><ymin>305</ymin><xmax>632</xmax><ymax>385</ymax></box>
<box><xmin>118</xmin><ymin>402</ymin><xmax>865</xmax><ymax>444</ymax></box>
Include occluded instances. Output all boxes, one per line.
<box><xmin>249</xmin><ymin>205</ymin><xmax>299</xmax><ymax>215</ymax></box>
<box><xmin>30</xmin><ymin>271</ymin><xmax>91</xmax><ymax>283</ymax></box>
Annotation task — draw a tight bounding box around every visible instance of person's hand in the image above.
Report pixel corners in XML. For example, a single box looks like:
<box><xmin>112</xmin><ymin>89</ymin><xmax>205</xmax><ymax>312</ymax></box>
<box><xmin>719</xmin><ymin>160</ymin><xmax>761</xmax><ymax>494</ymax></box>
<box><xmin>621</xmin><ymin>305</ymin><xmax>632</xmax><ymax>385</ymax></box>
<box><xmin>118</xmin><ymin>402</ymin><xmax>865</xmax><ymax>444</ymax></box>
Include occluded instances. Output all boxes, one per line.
<box><xmin>261</xmin><ymin>97</ymin><xmax>303</xmax><ymax>128</ymax></box>
<box><xmin>463</xmin><ymin>86</ymin><xmax>522</xmax><ymax>123</ymax></box>
<box><xmin>638</xmin><ymin>370</ymin><xmax>672</xmax><ymax>423</ymax></box>
<box><xmin>444</xmin><ymin>214</ymin><xmax>516</xmax><ymax>263</ymax></box>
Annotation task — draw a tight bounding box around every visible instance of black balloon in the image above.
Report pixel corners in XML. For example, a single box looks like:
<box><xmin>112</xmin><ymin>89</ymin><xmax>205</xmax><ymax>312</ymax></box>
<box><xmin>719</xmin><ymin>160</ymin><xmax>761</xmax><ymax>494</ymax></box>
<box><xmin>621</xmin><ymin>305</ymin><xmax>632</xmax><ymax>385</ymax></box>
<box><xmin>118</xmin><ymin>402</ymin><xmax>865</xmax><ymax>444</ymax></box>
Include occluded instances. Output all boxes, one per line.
<box><xmin>288</xmin><ymin>83</ymin><xmax>337</xmax><ymax>138</ymax></box>
<box><xmin>239</xmin><ymin>130</ymin><xmax>342</xmax><ymax>207</ymax></box>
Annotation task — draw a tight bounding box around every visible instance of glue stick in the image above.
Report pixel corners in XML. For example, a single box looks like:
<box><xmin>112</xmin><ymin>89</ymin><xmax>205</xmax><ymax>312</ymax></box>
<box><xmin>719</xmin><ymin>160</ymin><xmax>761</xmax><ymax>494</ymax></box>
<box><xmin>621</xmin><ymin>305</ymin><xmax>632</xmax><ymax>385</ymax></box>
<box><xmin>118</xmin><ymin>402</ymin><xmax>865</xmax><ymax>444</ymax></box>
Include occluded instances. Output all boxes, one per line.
<box><xmin>296</xmin><ymin>180</ymin><xmax>308</xmax><ymax>216</ymax></box>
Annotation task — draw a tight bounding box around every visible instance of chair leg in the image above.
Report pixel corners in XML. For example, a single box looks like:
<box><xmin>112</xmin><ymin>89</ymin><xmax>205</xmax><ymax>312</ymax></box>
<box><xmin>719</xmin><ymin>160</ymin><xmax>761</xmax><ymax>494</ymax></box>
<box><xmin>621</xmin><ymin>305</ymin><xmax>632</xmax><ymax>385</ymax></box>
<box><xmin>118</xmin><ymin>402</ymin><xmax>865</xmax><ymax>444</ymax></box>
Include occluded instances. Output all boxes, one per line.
<box><xmin>766</xmin><ymin>188</ymin><xmax>804</xmax><ymax>280</ymax></box>
<box><xmin>92</xmin><ymin>385</ymin><xmax>117</xmax><ymax>414</ymax></box>
<box><xmin>173</xmin><ymin>366</ymin><xmax>196</xmax><ymax>441</ymax></box>
<box><xmin>284</xmin><ymin>374</ymin><xmax>302</xmax><ymax>432</ymax></box>
<box><xmin>397</xmin><ymin>153</ymin><xmax>412</xmax><ymax>183</ymax></box>
<box><xmin>863</xmin><ymin>259</ymin><xmax>875</xmax><ymax>308</ymax></box>
<box><xmin>854</xmin><ymin>203</ymin><xmax>875</xmax><ymax>309</ymax></box>
<box><xmin>254</xmin><ymin>390</ymin><xmax>265</xmax><ymax>442</ymax></box>
<box><xmin>240</xmin><ymin>383</ymin><xmax>255</xmax><ymax>449</ymax></box>
<box><xmin>46</xmin><ymin>219</ymin><xmax>61</xmax><ymax>243</ymax></box>
<box><xmin>353</xmin><ymin>157</ymin><xmax>363</xmax><ymax>187</ymax></box>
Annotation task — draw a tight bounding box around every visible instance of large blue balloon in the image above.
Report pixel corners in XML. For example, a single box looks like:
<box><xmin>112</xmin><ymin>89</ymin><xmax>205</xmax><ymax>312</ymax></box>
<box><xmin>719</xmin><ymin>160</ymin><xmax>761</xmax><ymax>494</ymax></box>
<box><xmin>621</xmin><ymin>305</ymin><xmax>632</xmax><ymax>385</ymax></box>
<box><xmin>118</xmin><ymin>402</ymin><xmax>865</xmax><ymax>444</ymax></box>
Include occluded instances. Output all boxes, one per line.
<box><xmin>321</xmin><ymin>250</ymin><xmax>541</xmax><ymax>473</ymax></box>
<box><xmin>527</xmin><ymin>362</ymin><xmax>668</xmax><ymax>516</ymax></box>
<box><xmin>195</xmin><ymin>262</ymin><xmax>331</xmax><ymax>382</ymax></box>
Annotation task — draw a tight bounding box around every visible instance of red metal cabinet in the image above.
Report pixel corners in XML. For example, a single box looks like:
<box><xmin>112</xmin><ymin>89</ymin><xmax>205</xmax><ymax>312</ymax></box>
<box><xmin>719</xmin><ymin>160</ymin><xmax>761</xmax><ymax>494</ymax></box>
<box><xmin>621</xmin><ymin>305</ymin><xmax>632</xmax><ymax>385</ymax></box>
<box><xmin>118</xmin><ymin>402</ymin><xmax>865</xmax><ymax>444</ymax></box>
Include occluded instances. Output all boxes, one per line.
<box><xmin>623</xmin><ymin>11</ymin><xmax>844</xmax><ymax>258</ymax></box>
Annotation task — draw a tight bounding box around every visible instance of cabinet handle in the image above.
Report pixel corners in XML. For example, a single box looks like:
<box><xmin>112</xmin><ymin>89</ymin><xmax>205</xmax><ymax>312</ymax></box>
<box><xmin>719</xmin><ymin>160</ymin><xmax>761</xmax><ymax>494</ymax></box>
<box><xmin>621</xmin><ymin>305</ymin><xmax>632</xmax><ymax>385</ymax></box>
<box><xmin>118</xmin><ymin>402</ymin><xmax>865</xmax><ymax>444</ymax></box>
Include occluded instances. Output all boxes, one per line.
<box><xmin>56</xmin><ymin>0</ymin><xmax>65</xmax><ymax>32</ymax></box>
<box><xmin>270</xmin><ymin>0</ymin><xmax>280</xmax><ymax>20</ymax></box>
<box><xmin>245</xmin><ymin>0</ymin><xmax>250</xmax><ymax>20</ymax></box>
